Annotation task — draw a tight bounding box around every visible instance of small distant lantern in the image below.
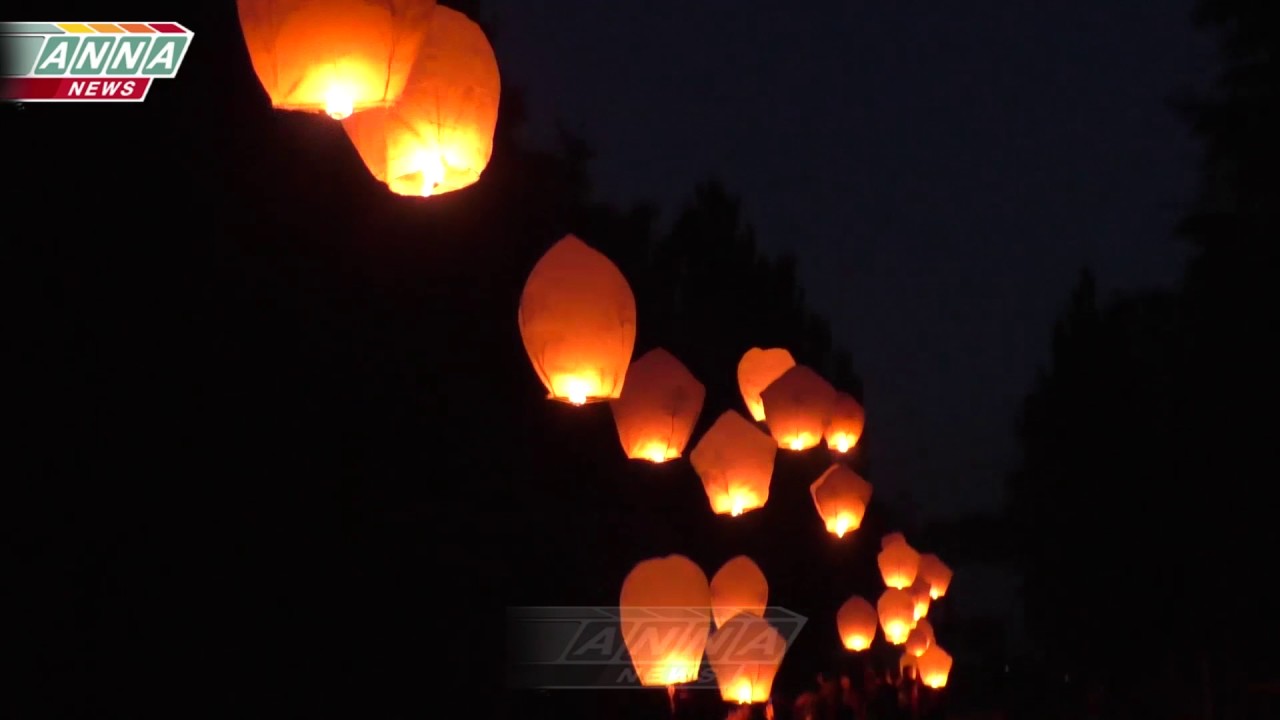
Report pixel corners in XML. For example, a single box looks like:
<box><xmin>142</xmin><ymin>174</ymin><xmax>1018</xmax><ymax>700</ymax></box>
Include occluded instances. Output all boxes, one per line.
<box><xmin>905</xmin><ymin>625</ymin><xmax>932</xmax><ymax>658</ymax></box>
<box><xmin>518</xmin><ymin>236</ymin><xmax>636</xmax><ymax>404</ymax></box>
<box><xmin>706</xmin><ymin>613</ymin><xmax>787</xmax><ymax>705</ymax></box>
<box><xmin>759</xmin><ymin>365</ymin><xmax>837</xmax><ymax>450</ymax></box>
<box><xmin>825</xmin><ymin>392</ymin><xmax>866</xmax><ymax>454</ymax></box>
<box><xmin>690</xmin><ymin>411</ymin><xmax>778</xmax><ymax>517</ymax></box>
<box><xmin>341</xmin><ymin>5</ymin><xmax>500</xmax><ymax>197</ymax></box>
<box><xmin>236</xmin><ymin>0</ymin><xmax>437</xmax><ymax>119</ymax></box>
<box><xmin>809</xmin><ymin>464</ymin><xmax>873</xmax><ymax>538</ymax></box>
<box><xmin>710</xmin><ymin>556</ymin><xmax>769</xmax><ymax>629</ymax></box>
<box><xmin>736</xmin><ymin>348</ymin><xmax>796</xmax><ymax>422</ymax></box>
<box><xmin>877</xmin><ymin>588</ymin><xmax>914</xmax><ymax>645</ymax></box>
<box><xmin>916</xmin><ymin>644</ymin><xmax>953</xmax><ymax>689</ymax></box>
<box><xmin>914</xmin><ymin>619</ymin><xmax>935</xmax><ymax>645</ymax></box>
<box><xmin>610</xmin><ymin>348</ymin><xmax>705</xmax><ymax>463</ymax></box>
<box><xmin>878</xmin><ymin>534</ymin><xmax>920</xmax><ymax>590</ymax></box>
<box><xmin>619</xmin><ymin>555</ymin><xmax>712</xmax><ymax>688</ymax></box>
<box><xmin>836</xmin><ymin>595</ymin><xmax>878</xmax><ymax>651</ymax></box>
<box><xmin>909</xmin><ymin>578</ymin><xmax>932</xmax><ymax>624</ymax></box>
<box><xmin>918</xmin><ymin>553</ymin><xmax>953</xmax><ymax>599</ymax></box>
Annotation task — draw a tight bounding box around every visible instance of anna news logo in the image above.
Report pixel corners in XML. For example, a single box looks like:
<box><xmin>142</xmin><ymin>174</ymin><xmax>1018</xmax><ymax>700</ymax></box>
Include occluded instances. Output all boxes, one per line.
<box><xmin>0</xmin><ymin>22</ymin><xmax>192</xmax><ymax>103</ymax></box>
<box><xmin>506</xmin><ymin>606</ymin><xmax>807</xmax><ymax>690</ymax></box>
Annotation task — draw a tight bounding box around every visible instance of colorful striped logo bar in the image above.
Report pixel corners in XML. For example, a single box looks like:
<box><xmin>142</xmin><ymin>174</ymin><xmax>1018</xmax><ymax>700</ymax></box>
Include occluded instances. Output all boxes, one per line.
<box><xmin>1</xmin><ymin>21</ymin><xmax>193</xmax><ymax>103</ymax></box>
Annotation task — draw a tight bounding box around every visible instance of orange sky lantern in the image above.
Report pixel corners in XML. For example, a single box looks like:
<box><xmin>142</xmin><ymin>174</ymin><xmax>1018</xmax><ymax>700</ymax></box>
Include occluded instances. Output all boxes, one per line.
<box><xmin>878</xmin><ymin>534</ymin><xmax>921</xmax><ymax>590</ymax></box>
<box><xmin>237</xmin><ymin>0</ymin><xmax>436</xmax><ymax>119</ymax></box>
<box><xmin>918</xmin><ymin>553</ymin><xmax>953</xmax><ymax>599</ymax></box>
<box><xmin>759</xmin><ymin>365</ymin><xmax>837</xmax><ymax>450</ymax></box>
<box><xmin>825</xmin><ymin>392</ymin><xmax>866</xmax><ymax>454</ymax></box>
<box><xmin>610</xmin><ymin>348</ymin><xmax>704</xmax><ymax>463</ymax></box>
<box><xmin>809</xmin><ymin>464</ymin><xmax>873</xmax><ymax>538</ymax></box>
<box><xmin>619</xmin><ymin>555</ymin><xmax>712</xmax><ymax>688</ymax></box>
<box><xmin>710</xmin><ymin>556</ymin><xmax>769</xmax><ymax>629</ymax></box>
<box><xmin>736</xmin><ymin>348</ymin><xmax>796</xmax><ymax>422</ymax></box>
<box><xmin>706</xmin><ymin>613</ymin><xmax>788</xmax><ymax>705</ymax></box>
<box><xmin>916</xmin><ymin>644</ymin><xmax>953</xmax><ymax>689</ymax></box>
<box><xmin>690</xmin><ymin>411</ymin><xmax>777</xmax><ymax>517</ymax></box>
<box><xmin>341</xmin><ymin>5</ymin><xmax>500</xmax><ymax>197</ymax></box>
<box><xmin>836</xmin><ymin>595</ymin><xmax>878</xmax><ymax>651</ymax></box>
<box><xmin>909</xmin><ymin>578</ymin><xmax>932</xmax><ymax>623</ymax></box>
<box><xmin>518</xmin><ymin>236</ymin><xmax>636</xmax><ymax>405</ymax></box>
<box><xmin>877</xmin><ymin>588</ymin><xmax>915</xmax><ymax>645</ymax></box>
<box><xmin>905</xmin><ymin>625</ymin><xmax>932</xmax><ymax>657</ymax></box>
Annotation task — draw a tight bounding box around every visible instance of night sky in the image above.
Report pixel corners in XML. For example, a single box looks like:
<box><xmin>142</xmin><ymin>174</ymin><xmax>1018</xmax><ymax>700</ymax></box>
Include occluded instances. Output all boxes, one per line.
<box><xmin>489</xmin><ymin>0</ymin><xmax>1211</xmax><ymax>520</ymax></box>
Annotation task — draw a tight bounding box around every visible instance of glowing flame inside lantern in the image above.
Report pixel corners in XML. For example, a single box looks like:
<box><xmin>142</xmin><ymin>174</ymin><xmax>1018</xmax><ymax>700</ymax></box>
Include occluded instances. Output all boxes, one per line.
<box><xmin>832</xmin><ymin>434</ymin><xmax>854</xmax><ymax>453</ymax></box>
<box><xmin>638</xmin><ymin>441</ymin><xmax>677</xmax><ymax>463</ymax></box>
<box><xmin>844</xmin><ymin>634</ymin><xmax>871</xmax><ymax>651</ymax></box>
<box><xmin>325</xmin><ymin>85</ymin><xmax>354</xmax><ymax>119</ymax></box>
<box><xmin>556</xmin><ymin>376</ymin><xmax>593</xmax><ymax>405</ymax></box>
<box><xmin>831</xmin><ymin>513</ymin><xmax>856</xmax><ymax>538</ymax></box>
<box><xmin>784</xmin><ymin>432</ymin><xmax>820</xmax><ymax>451</ymax></box>
<box><xmin>411</xmin><ymin>150</ymin><xmax>446</xmax><ymax>197</ymax></box>
<box><xmin>884</xmin><ymin>620</ymin><xmax>910</xmax><ymax>645</ymax></box>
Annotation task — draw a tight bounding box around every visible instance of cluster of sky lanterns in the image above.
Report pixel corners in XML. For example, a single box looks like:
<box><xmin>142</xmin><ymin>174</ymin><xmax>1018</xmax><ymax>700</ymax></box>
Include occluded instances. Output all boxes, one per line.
<box><xmin>517</xmin><ymin>236</ymin><xmax>957</xmax><ymax>704</ymax></box>
<box><xmin>237</xmin><ymin>0</ymin><xmax>500</xmax><ymax>197</ymax></box>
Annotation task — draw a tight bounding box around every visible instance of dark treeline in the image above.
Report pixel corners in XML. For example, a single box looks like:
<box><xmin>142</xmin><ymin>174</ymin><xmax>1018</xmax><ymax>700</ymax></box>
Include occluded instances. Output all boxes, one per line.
<box><xmin>1007</xmin><ymin>0</ymin><xmax>1279</xmax><ymax>718</ymax></box>
<box><xmin>9</xmin><ymin>2</ymin><xmax>915</xmax><ymax>718</ymax></box>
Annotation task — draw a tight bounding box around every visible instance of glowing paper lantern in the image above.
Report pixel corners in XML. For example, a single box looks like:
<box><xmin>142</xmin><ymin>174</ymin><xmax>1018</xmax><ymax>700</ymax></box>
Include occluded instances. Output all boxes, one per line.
<box><xmin>518</xmin><ymin>236</ymin><xmax>636</xmax><ymax>404</ymax></box>
<box><xmin>619</xmin><ymin>555</ymin><xmax>712</xmax><ymax>687</ymax></box>
<box><xmin>736</xmin><ymin>348</ymin><xmax>796</xmax><ymax>422</ymax></box>
<box><xmin>905</xmin><ymin>625</ymin><xmax>931</xmax><ymax>658</ymax></box>
<box><xmin>759</xmin><ymin>365</ymin><xmax>836</xmax><ymax>450</ymax></box>
<box><xmin>878</xmin><ymin>535</ymin><xmax>921</xmax><ymax>590</ymax></box>
<box><xmin>341</xmin><ymin>5</ymin><xmax>500</xmax><ymax>197</ymax></box>
<box><xmin>836</xmin><ymin>595</ymin><xmax>878</xmax><ymax>651</ymax></box>
<box><xmin>610</xmin><ymin>349</ymin><xmax>705</xmax><ymax>463</ymax></box>
<box><xmin>916</xmin><ymin>644</ymin><xmax>953</xmax><ymax>689</ymax></box>
<box><xmin>825</xmin><ymin>392</ymin><xmax>866</xmax><ymax>453</ymax></box>
<box><xmin>237</xmin><ymin>0</ymin><xmax>436</xmax><ymax>119</ymax></box>
<box><xmin>809</xmin><ymin>464</ymin><xmax>873</xmax><ymax>538</ymax></box>
<box><xmin>690</xmin><ymin>411</ymin><xmax>777</xmax><ymax>517</ymax></box>
<box><xmin>909</xmin><ymin>578</ymin><xmax>932</xmax><ymax>623</ymax></box>
<box><xmin>915</xmin><ymin>618</ymin><xmax>935</xmax><ymax>643</ymax></box>
<box><xmin>877</xmin><ymin>588</ymin><xmax>914</xmax><ymax>645</ymax></box>
<box><xmin>918</xmin><ymin>553</ymin><xmax>953</xmax><ymax>599</ymax></box>
<box><xmin>706</xmin><ymin>613</ymin><xmax>787</xmax><ymax>704</ymax></box>
<box><xmin>710</xmin><ymin>556</ymin><xmax>769</xmax><ymax>629</ymax></box>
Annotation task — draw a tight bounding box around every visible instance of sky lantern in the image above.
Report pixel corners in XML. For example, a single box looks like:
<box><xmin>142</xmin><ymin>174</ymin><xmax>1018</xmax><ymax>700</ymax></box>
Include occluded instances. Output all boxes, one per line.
<box><xmin>878</xmin><ymin>534</ymin><xmax>921</xmax><ymax>590</ymax></box>
<box><xmin>706</xmin><ymin>613</ymin><xmax>788</xmax><ymax>705</ymax></box>
<box><xmin>690</xmin><ymin>411</ymin><xmax>777</xmax><ymax>517</ymax></box>
<box><xmin>236</xmin><ymin>0</ymin><xmax>436</xmax><ymax>119</ymax></box>
<box><xmin>905</xmin><ymin>625</ymin><xmax>932</xmax><ymax>658</ymax></box>
<box><xmin>877</xmin><ymin>588</ymin><xmax>915</xmax><ymax>645</ymax></box>
<box><xmin>916</xmin><ymin>644</ymin><xmax>953</xmax><ymax>689</ymax></box>
<box><xmin>609</xmin><ymin>348</ymin><xmax>704</xmax><ymax>463</ymax></box>
<box><xmin>710</xmin><ymin>556</ymin><xmax>769</xmax><ymax>629</ymax></box>
<box><xmin>809</xmin><ymin>464</ymin><xmax>873</xmax><ymax>538</ymax></box>
<box><xmin>341</xmin><ymin>5</ymin><xmax>500</xmax><ymax>197</ymax></box>
<box><xmin>518</xmin><ymin>236</ymin><xmax>636</xmax><ymax>405</ymax></box>
<box><xmin>914</xmin><ymin>618</ymin><xmax>935</xmax><ymax>645</ymax></box>
<box><xmin>909</xmin><ymin>578</ymin><xmax>932</xmax><ymax>624</ymax></box>
<box><xmin>836</xmin><ymin>595</ymin><xmax>878</xmax><ymax>651</ymax></box>
<box><xmin>619</xmin><ymin>555</ymin><xmax>712</xmax><ymax>689</ymax></box>
<box><xmin>825</xmin><ymin>392</ymin><xmax>866</xmax><ymax>454</ymax></box>
<box><xmin>918</xmin><ymin>553</ymin><xmax>954</xmax><ymax>599</ymax></box>
<box><xmin>736</xmin><ymin>348</ymin><xmax>796</xmax><ymax>422</ymax></box>
<box><xmin>759</xmin><ymin>365</ymin><xmax>836</xmax><ymax>450</ymax></box>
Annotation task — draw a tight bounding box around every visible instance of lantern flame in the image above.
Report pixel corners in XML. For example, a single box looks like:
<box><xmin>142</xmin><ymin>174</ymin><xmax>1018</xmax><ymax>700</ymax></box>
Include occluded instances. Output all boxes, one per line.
<box><xmin>843</xmin><ymin>634</ymin><xmax>871</xmax><ymax>651</ymax></box>
<box><xmin>884</xmin><ymin>620</ymin><xmax>910</xmax><ymax>644</ymax></box>
<box><xmin>325</xmin><ymin>85</ymin><xmax>355</xmax><ymax>119</ymax></box>
<box><xmin>557</xmin><ymin>376</ymin><xmax>593</xmax><ymax>405</ymax></box>
<box><xmin>832</xmin><ymin>513</ymin><xmax>855</xmax><ymax>538</ymax></box>
<box><xmin>409</xmin><ymin>150</ymin><xmax>447</xmax><ymax>196</ymax></box>
<box><xmin>833</xmin><ymin>435</ymin><xmax>852</xmax><ymax>453</ymax></box>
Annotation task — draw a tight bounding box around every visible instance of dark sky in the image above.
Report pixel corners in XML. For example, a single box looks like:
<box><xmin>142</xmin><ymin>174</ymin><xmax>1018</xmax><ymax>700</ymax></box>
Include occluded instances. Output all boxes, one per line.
<box><xmin>486</xmin><ymin>0</ymin><xmax>1211</xmax><ymax>520</ymax></box>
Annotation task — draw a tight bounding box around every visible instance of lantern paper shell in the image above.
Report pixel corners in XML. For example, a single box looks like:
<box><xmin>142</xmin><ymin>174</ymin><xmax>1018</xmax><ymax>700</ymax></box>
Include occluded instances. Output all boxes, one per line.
<box><xmin>706</xmin><ymin>613</ymin><xmax>787</xmax><ymax>704</ymax></box>
<box><xmin>878</xmin><ymin>536</ymin><xmax>921</xmax><ymax>590</ymax></box>
<box><xmin>877</xmin><ymin>588</ymin><xmax>915</xmax><ymax>645</ymax></box>
<box><xmin>737</xmin><ymin>348</ymin><xmax>796</xmax><ymax>422</ymax></box>
<box><xmin>918</xmin><ymin>553</ymin><xmax>953</xmax><ymax>599</ymax></box>
<box><xmin>836</xmin><ymin>595</ymin><xmax>878</xmax><ymax>651</ymax></box>
<box><xmin>881</xmin><ymin>532</ymin><xmax>906</xmax><ymax>549</ymax></box>
<box><xmin>909</xmin><ymin>578</ymin><xmax>932</xmax><ymax>623</ymax></box>
<box><xmin>710</xmin><ymin>556</ymin><xmax>769</xmax><ymax>629</ymax></box>
<box><xmin>518</xmin><ymin>236</ymin><xmax>637</xmax><ymax>404</ymax></box>
<box><xmin>690</xmin><ymin>411</ymin><xmax>778</xmax><ymax>517</ymax></box>
<box><xmin>341</xmin><ymin>5</ymin><xmax>500</xmax><ymax>197</ymax></box>
<box><xmin>609</xmin><ymin>349</ymin><xmax>705</xmax><ymax>463</ymax></box>
<box><xmin>905</xmin><ymin>625</ymin><xmax>932</xmax><ymax>657</ymax></box>
<box><xmin>759</xmin><ymin>365</ymin><xmax>837</xmax><ymax>450</ymax></box>
<box><xmin>825</xmin><ymin>392</ymin><xmax>866</xmax><ymax>453</ymax></box>
<box><xmin>619</xmin><ymin>555</ymin><xmax>712</xmax><ymax>687</ymax></box>
<box><xmin>810</xmin><ymin>464</ymin><xmax>873</xmax><ymax>538</ymax></box>
<box><xmin>237</xmin><ymin>0</ymin><xmax>436</xmax><ymax>118</ymax></box>
<box><xmin>917</xmin><ymin>644</ymin><xmax>953</xmax><ymax>689</ymax></box>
